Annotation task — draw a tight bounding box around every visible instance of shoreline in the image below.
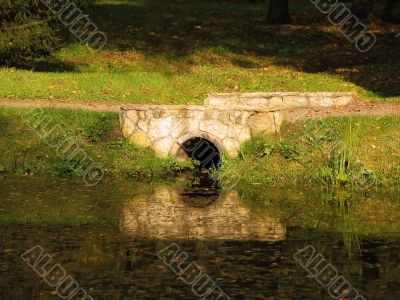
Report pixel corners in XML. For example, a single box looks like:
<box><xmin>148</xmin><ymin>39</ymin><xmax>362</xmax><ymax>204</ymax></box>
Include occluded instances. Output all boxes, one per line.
<box><xmin>0</xmin><ymin>106</ymin><xmax>398</xmax><ymax>189</ymax></box>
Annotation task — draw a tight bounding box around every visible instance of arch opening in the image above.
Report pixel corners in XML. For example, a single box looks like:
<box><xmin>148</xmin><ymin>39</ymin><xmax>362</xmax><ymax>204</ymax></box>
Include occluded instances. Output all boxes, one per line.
<box><xmin>181</xmin><ymin>137</ymin><xmax>221</xmax><ymax>169</ymax></box>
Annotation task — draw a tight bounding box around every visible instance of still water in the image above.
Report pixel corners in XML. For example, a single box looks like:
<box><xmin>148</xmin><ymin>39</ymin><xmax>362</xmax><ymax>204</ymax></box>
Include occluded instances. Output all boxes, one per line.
<box><xmin>0</xmin><ymin>176</ymin><xmax>399</xmax><ymax>299</ymax></box>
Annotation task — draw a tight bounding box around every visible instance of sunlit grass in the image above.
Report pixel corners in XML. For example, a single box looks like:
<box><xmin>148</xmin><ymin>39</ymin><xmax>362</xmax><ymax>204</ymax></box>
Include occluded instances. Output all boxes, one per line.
<box><xmin>214</xmin><ymin>115</ymin><xmax>400</xmax><ymax>189</ymax></box>
<box><xmin>0</xmin><ymin>0</ymin><xmax>398</xmax><ymax>103</ymax></box>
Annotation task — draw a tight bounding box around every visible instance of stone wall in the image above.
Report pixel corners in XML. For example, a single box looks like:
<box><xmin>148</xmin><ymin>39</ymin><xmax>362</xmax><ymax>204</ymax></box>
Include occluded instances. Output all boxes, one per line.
<box><xmin>120</xmin><ymin>105</ymin><xmax>284</xmax><ymax>158</ymax></box>
<box><xmin>120</xmin><ymin>93</ymin><xmax>353</xmax><ymax>159</ymax></box>
<box><xmin>205</xmin><ymin>92</ymin><xmax>355</xmax><ymax>109</ymax></box>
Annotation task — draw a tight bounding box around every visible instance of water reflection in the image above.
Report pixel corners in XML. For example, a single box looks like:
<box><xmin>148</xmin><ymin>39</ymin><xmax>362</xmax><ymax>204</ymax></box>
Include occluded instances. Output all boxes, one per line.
<box><xmin>1</xmin><ymin>226</ymin><xmax>400</xmax><ymax>300</ymax></box>
<box><xmin>120</xmin><ymin>186</ymin><xmax>286</xmax><ymax>241</ymax></box>
<box><xmin>0</xmin><ymin>178</ymin><xmax>400</xmax><ymax>299</ymax></box>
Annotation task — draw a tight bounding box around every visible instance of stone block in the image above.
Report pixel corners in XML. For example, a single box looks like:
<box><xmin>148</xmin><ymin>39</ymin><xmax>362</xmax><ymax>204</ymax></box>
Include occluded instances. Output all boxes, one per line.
<box><xmin>153</xmin><ymin>136</ymin><xmax>174</xmax><ymax>157</ymax></box>
<box><xmin>273</xmin><ymin>112</ymin><xmax>285</xmax><ymax>132</ymax></box>
<box><xmin>138</xmin><ymin>119</ymin><xmax>149</xmax><ymax>132</ymax></box>
<box><xmin>248</xmin><ymin>112</ymin><xmax>275</xmax><ymax>135</ymax></box>
<box><xmin>199</xmin><ymin>120</ymin><xmax>228</xmax><ymax>140</ymax></box>
<box><xmin>223</xmin><ymin>138</ymin><xmax>240</xmax><ymax>158</ymax></box>
<box><xmin>309</xmin><ymin>95</ymin><xmax>334</xmax><ymax>107</ymax></box>
<box><xmin>130</xmin><ymin>131</ymin><xmax>152</xmax><ymax>148</ymax></box>
<box><xmin>126</xmin><ymin>110</ymin><xmax>139</xmax><ymax>124</ymax></box>
<box><xmin>171</xmin><ymin>118</ymin><xmax>199</xmax><ymax>139</ymax></box>
<box><xmin>227</xmin><ymin>126</ymin><xmax>251</xmax><ymax>143</ymax></box>
<box><xmin>122</xmin><ymin>111</ymin><xmax>139</xmax><ymax>136</ymax></box>
<box><xmin>309</xmin><ymin>93</ymin><xmax>353</xmax><ymax>107</ymax></box>
<box><xmin>245</xmin><ymin>97</ymin><xmax>269</xmax><ymax>107</ymax></box>
<box><xmin>206</xmin><ymin>92</ymin><xmax>353</xmax><ymax>110</ymax></box>
<box><xmin>148</xmin><ymin>115</ymin><xmax>174</xmax><ymax>141</ymax></box>
<box><xmin>204</xmin><ymin>110</ymin><xmax>220</xmax><ymax>120</ymax></box>
<box><xmin>281</xmin><ymin>95</ymin><xmax>309</xmax><ymax>108</ymax></box>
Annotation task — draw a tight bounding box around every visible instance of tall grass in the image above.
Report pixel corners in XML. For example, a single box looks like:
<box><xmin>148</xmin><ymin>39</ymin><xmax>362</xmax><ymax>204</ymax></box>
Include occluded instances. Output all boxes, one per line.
<box><xmin>319</xmin><ymin>123</ymin><xmax>377</xmax><ymax>188</ymax></box>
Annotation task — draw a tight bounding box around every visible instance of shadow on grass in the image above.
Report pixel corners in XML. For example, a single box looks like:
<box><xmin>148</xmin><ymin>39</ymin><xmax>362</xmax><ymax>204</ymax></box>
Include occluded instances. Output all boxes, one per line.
<box><xmin>92</xmin><ymin>0</ymin><xmax>400</xmax><ymax>98</ymax></box>
<box><xmin>21</xmin><ymin>60</ymin><xmax>77</xmax><ymax>72</ymax></box>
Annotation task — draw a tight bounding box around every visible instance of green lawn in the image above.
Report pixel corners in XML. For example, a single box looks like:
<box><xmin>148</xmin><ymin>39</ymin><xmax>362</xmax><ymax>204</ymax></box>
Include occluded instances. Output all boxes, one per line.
<box><xmin>1</xmin><ymin>0</ymin><xmax>399</xmax><ymax>103</ymax></box>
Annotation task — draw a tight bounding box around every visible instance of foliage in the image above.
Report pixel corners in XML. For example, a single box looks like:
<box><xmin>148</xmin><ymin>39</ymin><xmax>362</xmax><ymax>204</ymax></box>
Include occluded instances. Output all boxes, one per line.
<box><xmin>83</xmin><ymin>113</ymin><xmax>116</xmax><ymax>142</ymax></box>
<box><xmin>0</xmin><ymin>0</ymin><xmax>95</xmax><ymax>66</ymax></box>
<box><xmin>318</xmin><ymin>124</ymin><xmax>356</xmax><ymax>186</ymax></box>
<box><xmin>317</xmin><ymin>124</ymin><xmax>378</xmax><ymax>188</ymax></box>
<box><xmin>239</xmin><ymin>135</ymin><xmax>300</xmax><ymax>161</ymax></box>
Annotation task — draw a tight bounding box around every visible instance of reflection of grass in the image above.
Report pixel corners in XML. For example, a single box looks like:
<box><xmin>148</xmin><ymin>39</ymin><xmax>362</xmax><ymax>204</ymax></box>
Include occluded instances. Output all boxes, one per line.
<box><xmin>0</xmin><ymin>0</ymin><xmax>399</xmax><ymax>102</ymax></box>
<box><xmin>0</xmin><ymin>215</ymin><xmax>108</xmax><ymax>226</ymax></box>
<box><xmin>322</xmin><ymin>191</ymin><xmax>362</xmax><ymax>256</ymax></box>
<box><xmin>0</xmin><ymin>181</ymin><xmax>111</xmax><ymax>226</ymax></box>
<box><xmin>237</xmin><ymin>185</ymin><xmax>400</xmax><ymax>237</ymax></box>
<box><xmin>0</xmin><ymin>177</ymin><xmax>153</xmax><ymax>226</ymax></box>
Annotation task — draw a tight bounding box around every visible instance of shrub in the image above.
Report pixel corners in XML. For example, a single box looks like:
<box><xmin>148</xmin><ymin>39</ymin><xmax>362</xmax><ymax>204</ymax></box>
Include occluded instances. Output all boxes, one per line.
<box><xmin>0</xmin><ymin>0</ymin><xmax>95</xmax><ymax>66</ymax></box>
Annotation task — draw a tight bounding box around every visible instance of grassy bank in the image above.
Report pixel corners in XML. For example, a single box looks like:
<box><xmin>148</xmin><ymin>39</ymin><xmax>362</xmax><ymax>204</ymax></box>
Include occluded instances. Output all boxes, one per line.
<box><xmin>215</xmin><ymin>115</ymin><xmax>400</xmax><ymax>189</ymax></box>
<box><xmin>0</xmin><ymin>107</ymin><xmax>190</xmax><ymax>181</ymax></box>
<box><xmin>0</xmin><ymin>107</ymin><xmax>398</xmax><ymax>189</ymax></box>
<box><xmin>0</xmin><ymin>0</ymin><xmax>399</xmax><ymax>103</ymax></box>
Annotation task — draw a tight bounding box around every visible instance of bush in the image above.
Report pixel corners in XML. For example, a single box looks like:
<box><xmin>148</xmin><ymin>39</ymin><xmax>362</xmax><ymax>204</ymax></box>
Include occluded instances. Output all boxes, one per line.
<box><xmin>0</xmin><ymin>0</ymin><xmax>95</xmax><ymax>66</ymax></box>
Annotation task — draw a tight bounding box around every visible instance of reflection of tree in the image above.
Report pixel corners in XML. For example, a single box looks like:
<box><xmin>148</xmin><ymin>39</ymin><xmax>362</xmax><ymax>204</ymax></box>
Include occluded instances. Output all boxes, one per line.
<box><xmin>0</xmin><ymin>223</ymin><xmax>399</xmax><ymax>298</ymax></box>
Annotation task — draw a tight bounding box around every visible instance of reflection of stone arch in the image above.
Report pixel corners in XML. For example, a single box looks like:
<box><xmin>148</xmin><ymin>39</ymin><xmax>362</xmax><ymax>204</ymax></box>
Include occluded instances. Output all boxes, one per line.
<box><xmin>171</xmin><ymin>131</ymin><xmax>226</xmax><ymax>162</ymax></box>
<box><xmin>120</xmin><ymin>187</ymin><xmax>286</xmax><ymax>241</ymax></box>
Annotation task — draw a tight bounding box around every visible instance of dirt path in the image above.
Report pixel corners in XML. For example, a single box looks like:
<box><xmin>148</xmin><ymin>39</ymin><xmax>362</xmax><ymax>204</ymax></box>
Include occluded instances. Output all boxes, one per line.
<box><xmin>0</xmin><ymin>98</ymin><xmax>122</xmax><ymax>112</ymax></box>
<box><xmin>285</xmin><ymin>99</ymin><xmax>400</xmax><ymax>121</ymax></box>
<box><xmin>0</xmin><ymin>98</ymin><xmax>399</xmax><ymax>120</ymax></box>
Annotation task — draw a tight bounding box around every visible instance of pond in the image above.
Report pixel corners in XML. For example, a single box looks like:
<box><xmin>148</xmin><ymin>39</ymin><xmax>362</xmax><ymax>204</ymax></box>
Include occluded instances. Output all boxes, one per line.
<box><xmin>0</xmin><ymin>175</ymin><xmax>399</xmax><ymax>299</ymax></box>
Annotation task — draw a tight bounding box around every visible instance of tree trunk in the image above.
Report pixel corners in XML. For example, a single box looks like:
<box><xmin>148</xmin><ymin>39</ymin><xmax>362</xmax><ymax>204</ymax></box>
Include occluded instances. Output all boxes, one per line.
<box><xmin>351</xmin><ymin>0</ymin><xmax>374</xmax><ymax>19</ymax></box>
<box><xmin>266</xmin><ymin>0</ymin><xmax>291</xmax><ymax>25</ymax></box>
<box><xmin>382</xmin><ymin>0</ymin><xmax>399</xmax><ymax>23</ymax></box>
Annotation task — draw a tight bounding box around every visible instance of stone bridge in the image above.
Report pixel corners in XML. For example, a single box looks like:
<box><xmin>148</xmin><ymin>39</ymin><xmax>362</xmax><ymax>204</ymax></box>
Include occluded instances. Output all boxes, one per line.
<box><xmin>120</xmin><ymin>92</ymin><xmax>354</xmax><ymax>165</ymax></box>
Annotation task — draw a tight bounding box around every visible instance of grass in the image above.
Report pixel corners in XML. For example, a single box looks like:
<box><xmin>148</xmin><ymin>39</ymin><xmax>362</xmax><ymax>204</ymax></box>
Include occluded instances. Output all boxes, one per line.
<box><xmin>214</xmin><ymin>115</ymin><xmax>400</xmax><ymax>189</ymax></box>
<box><xmin>0</xmin><ymin>0</ymin><xmax>399</xmax><ymax>103</ymax></box>
<box><xmin>1</xmin><ymin>0</ymin><xmax>399</xmax><ymax>188</ymax></box>
<box><xmin>1</xmin><ymin>106</ymin><xmax>398</xmax><ymax>190</ymax></box>
<box><xmin>0</xmin><ymin>107</ymin><xmax>192</xmax><ymax>181</ymax></box>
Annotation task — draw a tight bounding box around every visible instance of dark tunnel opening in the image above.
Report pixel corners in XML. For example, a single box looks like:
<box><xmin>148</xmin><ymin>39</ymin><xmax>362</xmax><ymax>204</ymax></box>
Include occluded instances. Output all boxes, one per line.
<box><xmin>181</xmin><ymin>137</ymin><xmax>221</xmax><ymax>169</ymax></box>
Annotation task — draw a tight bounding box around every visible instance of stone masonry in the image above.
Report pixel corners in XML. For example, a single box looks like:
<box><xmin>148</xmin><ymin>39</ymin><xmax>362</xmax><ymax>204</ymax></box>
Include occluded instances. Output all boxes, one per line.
<box><xmin>120</xmin><ymin>92</ymin><xmax>354</xmax><ymax>158</ymax></box>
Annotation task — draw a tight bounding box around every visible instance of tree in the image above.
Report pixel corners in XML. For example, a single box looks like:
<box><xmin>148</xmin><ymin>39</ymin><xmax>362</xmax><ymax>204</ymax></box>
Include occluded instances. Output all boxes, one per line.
<box><xmin>0</xmin><ymin>0</ymin><xmax>95</xmax><ymax>66</ymax></box>
<box><xmin>382</xmin><ymin>0</ymin><xmax>399</xmax><ymax>23</ymax></box>
<box><xmin>266</xmin><ymin>0</ymin><xmax>291</xmax><ymax>25</ymax></box>
<box><xmin>351</xmin><ymin>0</ymin><xmax>374</xmax><ymax>19</ymax></box>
